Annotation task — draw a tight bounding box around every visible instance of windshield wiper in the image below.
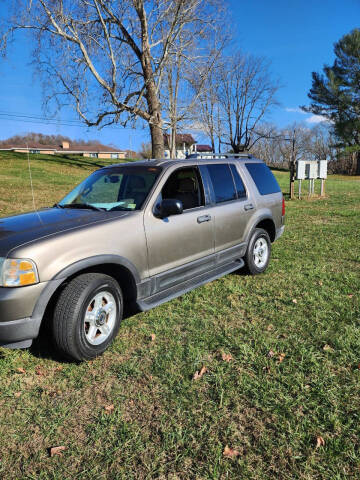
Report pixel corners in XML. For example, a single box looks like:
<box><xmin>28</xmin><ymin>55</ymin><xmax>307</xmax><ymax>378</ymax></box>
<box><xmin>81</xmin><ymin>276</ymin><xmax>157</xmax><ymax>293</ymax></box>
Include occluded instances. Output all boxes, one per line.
<box><xmin>109</xmin><ymin>205</ymin><xmax>134</xmax><ymax>211</ymax></box>
<box><xmin>53</xmin><ymin>203</ymin><xmax>65</xmax><ymax>209</ymax></box>
<box><xmin>61</xmin><ymin>203</ymin><xmax>105</xmax><ymax>211</ymax></box>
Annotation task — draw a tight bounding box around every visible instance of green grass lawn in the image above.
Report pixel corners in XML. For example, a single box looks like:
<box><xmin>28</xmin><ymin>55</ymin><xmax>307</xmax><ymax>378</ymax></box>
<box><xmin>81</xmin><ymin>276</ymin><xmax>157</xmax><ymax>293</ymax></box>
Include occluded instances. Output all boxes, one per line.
<box><xmin>0</xmin><ymin>152</ymin><xmax>359</xmax><ymax>479</ymax></box>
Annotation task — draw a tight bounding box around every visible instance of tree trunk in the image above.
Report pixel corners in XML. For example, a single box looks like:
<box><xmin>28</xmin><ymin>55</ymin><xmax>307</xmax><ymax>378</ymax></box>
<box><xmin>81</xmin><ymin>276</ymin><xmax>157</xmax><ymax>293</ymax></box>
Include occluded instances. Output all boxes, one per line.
<box><xmin>137</xmin><ymin>3</ymin><xmax>164</xmax><ymax>159</ymax></box>
<box><xmin>355</xmin><ymin>151</ymin><xmax>360</xmax><ymax>175</ymax></box>
<box><xmin>170</xmin><ymin>127</ymin><xmax>177</xmax><ymax>158</ymax></box>
<box><xmin>149</xmin><ymin>120</ymin><xmax>164</xmax><ymax>159</ymax></box>
<box><xmin>145</xmin><ymin>80</ymin><xmax>164</xmax><ymax>158</ymax></box>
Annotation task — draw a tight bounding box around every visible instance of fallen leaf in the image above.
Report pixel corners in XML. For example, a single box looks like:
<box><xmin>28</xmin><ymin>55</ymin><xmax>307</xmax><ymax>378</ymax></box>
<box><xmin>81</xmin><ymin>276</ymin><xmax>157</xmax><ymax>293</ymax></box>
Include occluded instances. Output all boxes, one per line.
<box><xmin>263</xmin><ymin>365</ymin><xmax>271</xmax><ymax>374</ymax></box>
<box><xmin>221</xmin><ymin>352</ymin><xmax>233</xmax><ymax>363</ymax></box>
<box><xmin>347</xmin><ymin>294</ymin><xmax>353</xmax><ymax>298</ymax></box>
<box><xmin>35</xmin><ymin>366</ymin><xmax>45</xmax><ymax>376</ymax></box>
<box><xmin>292</xmin><ymin>299</ymin><xmax>297</xmax><ymax>304</ymax></box>
<box><xmin>16</xmin><ymin>368</ymin><xmax>26</xmax><ymax>374</ymax></box>
<box><xmin>14</xmin><ymin>392</ymin><xmax>21</xmax><ymax>398</ymax></box>
<box><xmin>278</xmin><ymin>353</ymin><xmax>286</xmax><ymax>363</ymax></box>
<box><xmin>223</xmin><ymin>445</ymin><xmax>240</xmax><ymax>458</ymax></box>
<box><xmin>315</xmin><ymin>436</ymin><xmax>325</xmax><ymax>449</ymax></box>
<box><xmin>104</xmin><ymin>404</ymin><xmax>115</xmax><ymax>414</ymax></box>
<box><xmin>267</xmin><ymin>350</ymin><xmax>275</xmax><ymax>358</ymax></box>
<box><xmin>150</xmin><ymin>333</ymin><xmax>156</xmax><ymax>342</ymax></box>
<box><xmin>323</xmin><ymin>344</ymin><xmax>334</xmax><ymax>352</ymax></box>
<box><xmin>266</xmin><ymin>324</ymin><xmax>274</xmax><ymax>331</ymax></box>
<box><xmin>193</xmin><ymin>366</ymin><xmax>207</xmax><ymax>380</ymax></box>
<box><xmin>318</xmin><ymin>281</ymin><xmax>323</xmax><ymax>286</ymax></box>
<box><xmin>49</xmin><ymin>446</ymin><xmax>66</xmax><ymax>457</ymax></box>
<box><xmin>54</xmin><ymin>366</ymin><xmax>63</xmax><ymax>372</ymax></box>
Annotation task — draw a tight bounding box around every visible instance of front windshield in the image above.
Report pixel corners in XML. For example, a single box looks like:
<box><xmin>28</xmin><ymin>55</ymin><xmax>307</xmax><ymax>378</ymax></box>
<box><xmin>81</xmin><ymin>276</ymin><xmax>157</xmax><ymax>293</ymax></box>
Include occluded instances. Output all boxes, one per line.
<box><xmin>59</xmin><ymin>166</ymin><xmax>162</xmax><ymax>211</ymax></box>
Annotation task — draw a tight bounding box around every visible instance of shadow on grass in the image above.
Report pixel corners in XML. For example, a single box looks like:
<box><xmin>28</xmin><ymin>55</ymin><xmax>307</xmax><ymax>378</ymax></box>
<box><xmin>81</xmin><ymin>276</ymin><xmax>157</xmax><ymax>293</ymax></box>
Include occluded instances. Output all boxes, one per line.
<box><xmin>269</xmin><ymin>165</ymin><xmax>290</xmax><ymax>173</ymax></box>
<box><xmin>29</xmin><ymin>300</ymin><xmax>140</xmax><ymax>362</ymax></box>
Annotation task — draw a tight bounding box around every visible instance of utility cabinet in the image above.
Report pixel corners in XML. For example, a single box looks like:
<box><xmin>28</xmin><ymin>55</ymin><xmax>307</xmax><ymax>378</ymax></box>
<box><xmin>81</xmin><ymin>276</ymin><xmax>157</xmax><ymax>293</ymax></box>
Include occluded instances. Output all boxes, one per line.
<box><xmin>318</xmin><ymin>160</ymin><xmax>327</xmax><ymax>179</ymax></box>
<box><xmin>295</xmin><ymin>159</ymin><xmax>327</xmax><ymax>198</ymax></box>
<box><xmin>296</xmin><ymin>160</ymin><xmax>319</xmax><ymax>180</ymax></box>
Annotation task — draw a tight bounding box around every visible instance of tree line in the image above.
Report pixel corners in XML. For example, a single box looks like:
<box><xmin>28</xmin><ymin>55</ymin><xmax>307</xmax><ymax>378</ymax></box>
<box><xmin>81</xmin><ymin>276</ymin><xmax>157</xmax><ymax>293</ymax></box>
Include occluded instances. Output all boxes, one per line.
<box><xmin>0</xmin><ymin>133</ymin><xmax>103</xmax><ymax>147</ymax></box>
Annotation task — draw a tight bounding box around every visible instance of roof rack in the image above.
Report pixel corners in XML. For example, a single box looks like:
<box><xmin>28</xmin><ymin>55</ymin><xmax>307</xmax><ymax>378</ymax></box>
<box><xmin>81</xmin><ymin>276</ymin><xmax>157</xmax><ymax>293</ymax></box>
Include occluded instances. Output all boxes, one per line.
<box><xmin>186</xmin><ymin>153</ymin><xmax>252</xmax><ymax>159</ymax></box>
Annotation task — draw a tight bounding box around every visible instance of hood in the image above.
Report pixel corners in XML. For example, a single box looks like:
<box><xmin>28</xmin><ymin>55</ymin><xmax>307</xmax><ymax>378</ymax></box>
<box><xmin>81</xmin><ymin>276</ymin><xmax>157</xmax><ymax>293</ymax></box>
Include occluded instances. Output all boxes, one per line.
<box><xmin>0</xmin><ymin>207</ymin><xmax>130</xmax><ymax>257</ymax></box>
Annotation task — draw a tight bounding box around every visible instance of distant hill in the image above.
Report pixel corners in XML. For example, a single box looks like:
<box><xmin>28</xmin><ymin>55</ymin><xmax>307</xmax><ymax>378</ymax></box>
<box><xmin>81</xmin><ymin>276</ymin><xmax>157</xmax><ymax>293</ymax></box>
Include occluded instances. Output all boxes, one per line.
<box><xmin>0</xmin><ymin>133</ymin><xmax>103</xmax><ymax>147</ymax></box>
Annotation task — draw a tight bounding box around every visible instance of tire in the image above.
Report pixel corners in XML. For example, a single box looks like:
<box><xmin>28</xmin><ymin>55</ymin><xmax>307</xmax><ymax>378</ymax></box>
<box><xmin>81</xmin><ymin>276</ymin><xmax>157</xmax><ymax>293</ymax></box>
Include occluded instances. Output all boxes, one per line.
<box><xmin>244</xmin><ymin>228</ymin><xmax>271</xmax><ymax>275</ymax></box>
<box><xmin>52</xmin><ymin>273</ymin><xmax>123</xmax><ymax>361</ymax></box>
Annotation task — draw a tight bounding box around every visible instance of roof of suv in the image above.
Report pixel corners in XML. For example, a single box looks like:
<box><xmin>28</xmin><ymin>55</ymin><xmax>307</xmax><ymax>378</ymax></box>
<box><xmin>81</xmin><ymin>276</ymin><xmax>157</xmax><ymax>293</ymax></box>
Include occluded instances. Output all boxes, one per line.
<box><xmin>104</xmin><ymin>155</ymin><xmax>264</xmax><ymax>170</ymax></box>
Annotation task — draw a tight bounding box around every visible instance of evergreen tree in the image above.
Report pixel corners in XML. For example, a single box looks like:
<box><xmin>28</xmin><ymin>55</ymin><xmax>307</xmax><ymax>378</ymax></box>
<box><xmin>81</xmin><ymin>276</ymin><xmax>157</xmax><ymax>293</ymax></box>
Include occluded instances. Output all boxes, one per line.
<box><xmin>303</xmin><ymin>28</ymin><xmax>360</xmax><ymax>173</ymax></box>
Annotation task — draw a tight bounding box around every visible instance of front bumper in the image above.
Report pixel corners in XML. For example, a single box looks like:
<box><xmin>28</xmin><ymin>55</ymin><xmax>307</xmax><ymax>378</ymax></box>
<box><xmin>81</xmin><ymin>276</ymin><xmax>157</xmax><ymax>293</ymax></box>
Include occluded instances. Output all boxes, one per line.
<box><xmin>0</xmin><ymin>282</ymin><xmax>48</xmax><ymax>348</ymax></box>
<box><xmin>0</xmin><ymin>317</ymin><xmax>42</xmax><ymax>348</ymax></box>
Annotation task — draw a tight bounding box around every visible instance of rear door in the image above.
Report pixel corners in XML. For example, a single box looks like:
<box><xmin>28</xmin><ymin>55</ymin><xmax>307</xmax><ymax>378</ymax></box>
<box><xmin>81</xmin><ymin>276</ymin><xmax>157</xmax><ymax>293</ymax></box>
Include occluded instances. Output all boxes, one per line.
<box><xmin>204</xmin><ymin>162</ymin><xmax>253</xmax><ymax>254</ymax></box>
<box><xmin>144</xmin><ymin>165</ymin><xmax>215</xmax><ymax>280</ymax></box>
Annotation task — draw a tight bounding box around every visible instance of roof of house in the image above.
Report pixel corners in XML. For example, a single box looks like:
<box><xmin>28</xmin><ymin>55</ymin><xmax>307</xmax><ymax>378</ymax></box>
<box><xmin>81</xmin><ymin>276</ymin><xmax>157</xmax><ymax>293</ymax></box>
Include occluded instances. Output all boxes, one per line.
<box><xmin>0</xmin><ymin>143</ymin><xmax>124</xmax><ymax>153</ymax></box>
<box><xmin>0</xmin><ymin>143</ymin><xmax>57</xmax><ymax>151</ymax></box>
<box><xmin>163</xmin><ymin>133</ymin><xmax>196</xmax><ymax>147</ymax></box>
<box><xmin>196</xmin><ymin>145</ymin><xmax>213</xmax><ymax>152</ymax></box>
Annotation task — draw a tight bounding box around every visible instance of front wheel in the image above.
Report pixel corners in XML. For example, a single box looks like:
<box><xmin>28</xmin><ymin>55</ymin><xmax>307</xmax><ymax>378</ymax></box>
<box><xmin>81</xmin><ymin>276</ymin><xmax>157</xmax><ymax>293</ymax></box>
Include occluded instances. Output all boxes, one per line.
<box><xmin>52</xmin><ymin>273</ymin><xmax>123</xmax><ymax>361</ymax></box>
<box><xmin>244</xmin><ymin>228</ymin><xmax>271</xmax><ymax>275</ymax></box>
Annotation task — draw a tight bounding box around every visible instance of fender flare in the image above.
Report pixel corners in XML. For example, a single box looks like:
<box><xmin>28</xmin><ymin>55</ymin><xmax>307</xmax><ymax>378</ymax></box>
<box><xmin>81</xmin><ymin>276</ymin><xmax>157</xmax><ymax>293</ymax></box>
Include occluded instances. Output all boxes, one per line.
<box><xmin>31</xmin><ymin>254</ymin><xmax>140</xmax><ymax>323</ymax></box>
<box><xmin>245</xmin><ymin>214</ymin><xmax>275</xmax><ymax>245</ymax></box>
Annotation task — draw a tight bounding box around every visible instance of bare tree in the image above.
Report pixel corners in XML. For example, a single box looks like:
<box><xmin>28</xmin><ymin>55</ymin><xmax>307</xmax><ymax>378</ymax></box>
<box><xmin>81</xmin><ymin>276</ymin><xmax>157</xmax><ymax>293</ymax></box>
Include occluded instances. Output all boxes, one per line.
<box><xmin>191</xmin><ymin>65</ymin><xmax>225</xmax><ymax>153</ymax></box>
<box><xmin>250</xmin><ymin>123</ymin><xmax>283</xmax><ymax>165</ymax></box>
<box><xmin>162</xmin><ymin>12</ymin><xmax>227</xmax><ymax>158</ymax></box>
<box><xmin>309</xmin><ymin>123</ymin><xmax>335</xmax><ymax>162</ymax></box>
<box><xmin>252</xmin><ymin>122</ymin><xmax>336</xmax><ymax>169</ymax></box>
<box><xmin>1</xmin><ymin>0</ymin><xmax>222</xmax><ymax>158</ymax></box>
<box><xmin>217</xmin><ymin>52</ymin><xmax>279</xmax><ymax>153</ymax></box>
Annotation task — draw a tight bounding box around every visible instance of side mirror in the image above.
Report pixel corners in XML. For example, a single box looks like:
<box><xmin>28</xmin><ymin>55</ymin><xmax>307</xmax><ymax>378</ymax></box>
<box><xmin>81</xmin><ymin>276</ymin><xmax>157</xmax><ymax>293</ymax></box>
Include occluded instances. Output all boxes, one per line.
<box><xmin>158</xmin><ymin>198</ymin><xmax>183</xmax><ymax>218</ymax></box>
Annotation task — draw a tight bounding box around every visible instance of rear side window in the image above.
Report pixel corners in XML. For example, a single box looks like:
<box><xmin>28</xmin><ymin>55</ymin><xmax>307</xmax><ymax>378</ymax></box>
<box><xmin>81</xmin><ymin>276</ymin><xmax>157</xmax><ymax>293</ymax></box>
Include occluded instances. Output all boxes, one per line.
<box><xmin>230</xmin><ymin>164</ymin><xmax>247</xmax><ymax>199</ymax></box>
<box><xmin>207</xmin><ymin>164</ymin><xmax>237</xmax><ymax>203</ymax></box>
<box><xmin>245</xmin><ymin>163</ymin><xmax>281</xmax><ymax>195</ymax></box>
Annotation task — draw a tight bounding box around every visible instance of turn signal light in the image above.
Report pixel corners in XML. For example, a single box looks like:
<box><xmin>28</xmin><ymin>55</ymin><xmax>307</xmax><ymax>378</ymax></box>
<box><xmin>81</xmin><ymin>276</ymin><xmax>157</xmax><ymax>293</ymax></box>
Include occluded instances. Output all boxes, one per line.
<box><xmin>0</xmin><ymin>258</ymin><xmax>39</xmax><ymax>287</ymax></box>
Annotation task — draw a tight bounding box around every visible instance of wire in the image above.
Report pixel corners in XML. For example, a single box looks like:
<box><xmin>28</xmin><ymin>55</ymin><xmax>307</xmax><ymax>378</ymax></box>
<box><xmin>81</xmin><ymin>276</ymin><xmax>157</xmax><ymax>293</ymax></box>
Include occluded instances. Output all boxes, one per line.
<box><xmin>0</xmin><ymin>110</ymin><xmax>138</xmax><ymax>131</ymax></box>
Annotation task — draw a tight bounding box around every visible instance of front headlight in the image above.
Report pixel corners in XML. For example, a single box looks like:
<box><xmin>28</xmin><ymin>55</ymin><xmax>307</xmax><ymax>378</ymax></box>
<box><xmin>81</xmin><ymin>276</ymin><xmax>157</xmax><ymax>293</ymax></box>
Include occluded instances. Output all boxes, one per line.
<box><xmin>0</xmin><ymin>258</ymin><xmax>39</xmax><ymax>287</ymax></box>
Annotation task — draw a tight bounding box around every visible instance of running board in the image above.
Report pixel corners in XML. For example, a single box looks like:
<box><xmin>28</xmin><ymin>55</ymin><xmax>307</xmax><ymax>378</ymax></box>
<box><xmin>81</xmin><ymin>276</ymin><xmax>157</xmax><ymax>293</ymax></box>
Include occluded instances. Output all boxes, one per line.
<box><xmin>137</xmin><ymin>259</ymin><xmax>244</xmax><ymax>311</ymax></box>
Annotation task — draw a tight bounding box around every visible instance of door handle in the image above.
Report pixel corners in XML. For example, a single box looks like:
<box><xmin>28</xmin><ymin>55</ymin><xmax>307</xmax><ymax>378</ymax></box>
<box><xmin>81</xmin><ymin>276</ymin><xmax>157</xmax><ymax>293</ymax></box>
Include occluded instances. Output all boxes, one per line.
<box><xmin>197</xmin><ymin>214</ymin><xmax>212</xmax><ymax>223</ymax></box>
<box><xmin>244</xmin><ymin>204</ymin><xmax>254</xmax><ymax>211</ymax></box>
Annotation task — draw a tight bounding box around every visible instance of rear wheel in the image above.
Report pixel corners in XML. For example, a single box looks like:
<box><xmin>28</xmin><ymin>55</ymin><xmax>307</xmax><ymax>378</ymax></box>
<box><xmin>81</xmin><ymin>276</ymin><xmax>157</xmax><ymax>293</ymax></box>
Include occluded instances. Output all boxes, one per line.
<box><xmin>244</xmin><ymin>228</ymin><xmax>271</xmax><ymax>275</ymax></box>
<box><xmin>52</xmin><ymin>273</ymin><xmax>123</xmax><ymax>361</ymax></box>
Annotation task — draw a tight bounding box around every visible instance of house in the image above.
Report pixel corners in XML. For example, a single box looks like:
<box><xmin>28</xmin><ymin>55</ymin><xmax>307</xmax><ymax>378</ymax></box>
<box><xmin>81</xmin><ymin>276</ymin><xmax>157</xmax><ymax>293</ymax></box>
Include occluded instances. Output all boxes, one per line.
<box><xmin>196</xmin><ymin>145</ymin><xmax>213</xmax><ymax>153</ymax></box>
<box><xmin>163</xmin><ymin>133</ymin><xmax>213</xmax><ymax>159</ymax></box>
<box><xmin>0</xmin><ymin>141</ymin><xmax>126</xmax><ymax>159</ymax></box>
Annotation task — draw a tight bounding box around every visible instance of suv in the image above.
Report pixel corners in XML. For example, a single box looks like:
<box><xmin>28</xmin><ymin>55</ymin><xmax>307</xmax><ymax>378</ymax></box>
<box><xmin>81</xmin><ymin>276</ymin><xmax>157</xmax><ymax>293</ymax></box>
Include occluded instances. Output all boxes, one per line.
<box><xmin>0</xmin><ymin>156</ymin><xmax>285</xmax><ymax>360</ymax></box>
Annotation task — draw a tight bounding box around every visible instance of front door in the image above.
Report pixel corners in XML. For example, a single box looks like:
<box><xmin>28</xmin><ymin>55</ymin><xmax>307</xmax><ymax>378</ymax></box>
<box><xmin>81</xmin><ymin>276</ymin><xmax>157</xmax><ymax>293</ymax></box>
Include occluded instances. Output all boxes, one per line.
<box><xmin>144</xmin><ymin>166</ymin><xmax>214</xmax><ymax>280</ymax></box>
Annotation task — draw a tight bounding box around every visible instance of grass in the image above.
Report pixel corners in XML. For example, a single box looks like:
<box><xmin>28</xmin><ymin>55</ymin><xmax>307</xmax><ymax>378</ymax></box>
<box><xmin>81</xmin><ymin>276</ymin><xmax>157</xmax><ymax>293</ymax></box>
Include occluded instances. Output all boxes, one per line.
<box><xmin>0</xmin><ymin>152</ymin><xmax>359</xmax><ymax>479</ymax></box>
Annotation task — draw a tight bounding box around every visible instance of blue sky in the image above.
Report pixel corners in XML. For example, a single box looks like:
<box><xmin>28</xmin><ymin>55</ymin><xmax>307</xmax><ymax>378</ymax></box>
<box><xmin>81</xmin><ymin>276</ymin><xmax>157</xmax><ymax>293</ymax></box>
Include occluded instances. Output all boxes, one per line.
<box><xmin>0</xmin><ymin>0</ymin><xmax>359</xmax><ymax>150</ymax></box>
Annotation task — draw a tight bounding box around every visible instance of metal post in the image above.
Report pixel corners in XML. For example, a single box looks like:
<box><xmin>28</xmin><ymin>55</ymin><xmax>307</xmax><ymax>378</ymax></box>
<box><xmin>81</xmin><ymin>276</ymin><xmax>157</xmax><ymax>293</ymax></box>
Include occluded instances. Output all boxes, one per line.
<box><xmin>320</xmin><ymin>179</ymin><xmax>325</xmax><ymax>197</ymax></box>
<box><xmin>298</xmin><ymin>179</ymin><xmax>302</xmax><ymax>199</ymax></box>
<box><xmin>289</xmin><ymin>129</ymin><xmax>296</xmax><ymax>199</ymax></box>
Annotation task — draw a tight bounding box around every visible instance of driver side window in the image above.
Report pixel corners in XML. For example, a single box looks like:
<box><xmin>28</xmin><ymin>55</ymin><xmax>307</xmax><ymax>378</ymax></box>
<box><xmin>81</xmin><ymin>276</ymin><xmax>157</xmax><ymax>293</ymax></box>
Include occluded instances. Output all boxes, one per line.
<box><xmin>159</xmin><ymin>167</ymin><xmax>205</xmax><ymax>211</ymax></box>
